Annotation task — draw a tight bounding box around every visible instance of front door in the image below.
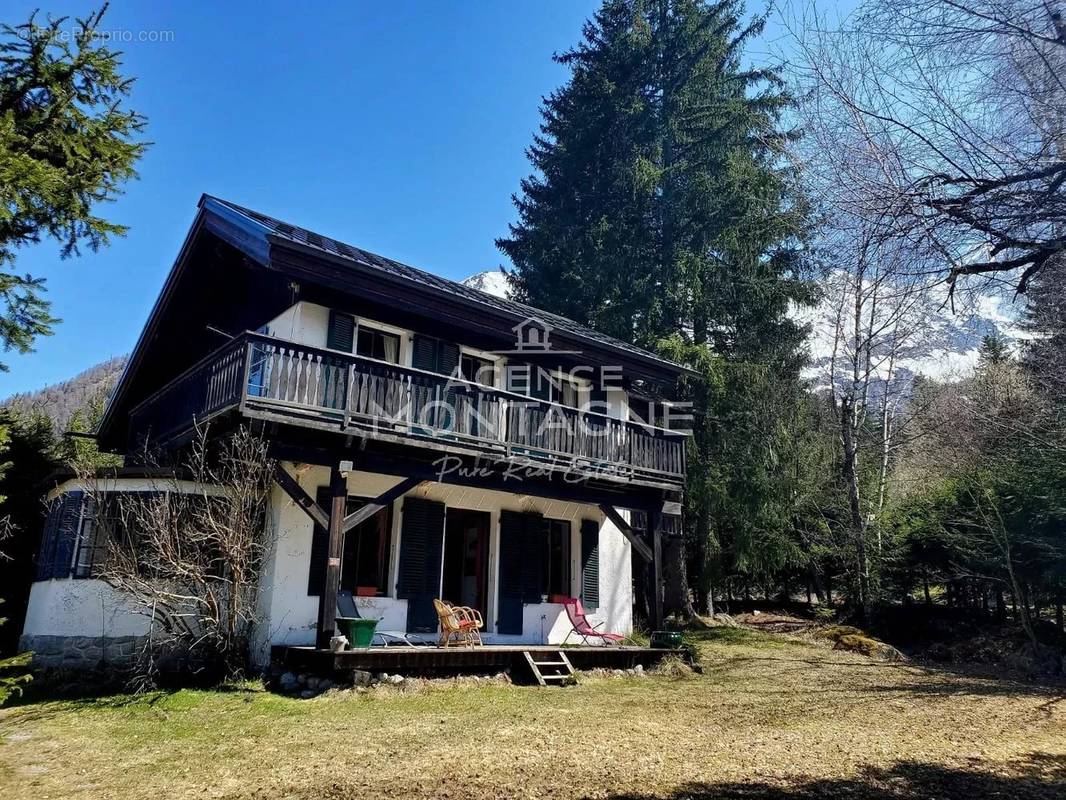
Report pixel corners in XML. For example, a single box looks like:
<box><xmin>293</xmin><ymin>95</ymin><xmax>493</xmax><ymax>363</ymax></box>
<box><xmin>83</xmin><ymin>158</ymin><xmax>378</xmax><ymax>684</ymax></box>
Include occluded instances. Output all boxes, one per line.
<box><xmin>441</xmin><ymin>509</ymin><xmax>490</xmax><ymax>619</ymax></box>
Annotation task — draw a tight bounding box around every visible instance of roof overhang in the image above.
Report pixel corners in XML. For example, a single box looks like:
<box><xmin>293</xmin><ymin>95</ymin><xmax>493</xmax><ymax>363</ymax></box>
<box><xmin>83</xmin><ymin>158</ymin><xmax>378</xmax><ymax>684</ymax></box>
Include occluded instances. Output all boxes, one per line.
<box><xmin>99</xmin><ymin>195</ymin><xmax>695</xmax><ymax>448</ymax></box>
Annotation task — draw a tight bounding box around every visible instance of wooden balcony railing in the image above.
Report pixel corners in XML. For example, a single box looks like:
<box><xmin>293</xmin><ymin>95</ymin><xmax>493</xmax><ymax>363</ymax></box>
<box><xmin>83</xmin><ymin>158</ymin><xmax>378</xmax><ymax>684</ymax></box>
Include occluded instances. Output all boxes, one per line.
<box><xmin>129</xmin><ymin>332</ymin><xmax>687</xmax><ymax>486</ymax></box>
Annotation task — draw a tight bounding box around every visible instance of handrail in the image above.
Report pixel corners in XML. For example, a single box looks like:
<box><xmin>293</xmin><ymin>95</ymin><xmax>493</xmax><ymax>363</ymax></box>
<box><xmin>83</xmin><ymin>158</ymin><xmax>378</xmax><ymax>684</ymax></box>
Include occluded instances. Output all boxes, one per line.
<box><xmin>240</xmin><ymin>330</ymin><xmax>685</xmax><ymax>440</ymax></box>
<box><xmin>127</xmin><ymin>331</ymin><xmax>687</xmax><ymax>480</ymax></box>
<box><xmin>129</xmin><ymin>335</ymin><xmax>243</xmax><ymax>418</ymax></box>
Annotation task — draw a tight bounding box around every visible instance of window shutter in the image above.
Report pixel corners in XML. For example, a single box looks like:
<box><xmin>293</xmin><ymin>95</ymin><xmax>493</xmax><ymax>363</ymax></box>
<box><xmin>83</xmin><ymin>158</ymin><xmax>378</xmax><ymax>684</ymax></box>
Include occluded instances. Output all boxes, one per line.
<box><xmin>327</xmin><ymin>311</ymin><xmax>355</xmax><ymax>352</ymax></box>
<box><xmin>51</xmin><ymin>491</ymin><xmax>84</xmax><ymax>580</ymax></box>
<box><xmin>412</xmin><ymin>335</ymin><xmax>460</xmax><ymax>377</ymax></box>
<box><xmin>306</xmin><ymin>487</ymin><xmax>331</xmax><ymax>596</ymax></box>
<box><xmin>580</xmin><ymin>519</ymin><xmax>600</xmax><ymax>611</ymax></box>
<box><xmin>411</xmin><ymin>334</ymin><xmax>438</xmax><ymax>372</ymax></box>
<box><xmin>36</xmin><ymin>498</ymin><xmax>62</xmax><ymax>580</ymax></box>
<box><xmin>397</xmin><ymin>497</ymin><xmax>446</xmax><ymax>633</ymax></box>
<box><xmin>497</xmin><ymin>510</ymin><xmax>526</xmax><ymax>635</ymax></box>
<box><xmin>521</xmin><ymin>512</ymin><xmax>546</xmax><ymax>602</ymax></box>
<box><xmin>73</xmin><ymin>497</ymin><xmax>99</xmax><ymax>578</ymax></box>
<box><xmin>438</xmin><ymin>341</ymin><xmax>460</xmax><ymax>378</ymax></box>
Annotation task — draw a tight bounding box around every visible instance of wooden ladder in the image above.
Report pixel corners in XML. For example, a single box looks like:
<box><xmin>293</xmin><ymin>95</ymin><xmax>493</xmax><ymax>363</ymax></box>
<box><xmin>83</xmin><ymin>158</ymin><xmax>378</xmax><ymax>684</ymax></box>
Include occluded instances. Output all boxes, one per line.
<box><xmin>522</xmin><ymin>650</ymin><xmax>576</xmax><ymax>686</ymax></box>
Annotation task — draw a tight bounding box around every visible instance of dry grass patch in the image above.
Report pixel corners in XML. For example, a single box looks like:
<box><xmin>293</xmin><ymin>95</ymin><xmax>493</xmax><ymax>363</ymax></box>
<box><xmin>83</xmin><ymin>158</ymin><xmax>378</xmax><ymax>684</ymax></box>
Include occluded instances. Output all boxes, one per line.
<box><xmin>1</xmin><ymin>628</ymin><xmax>1064</xmax><ymax>799</ymax></box>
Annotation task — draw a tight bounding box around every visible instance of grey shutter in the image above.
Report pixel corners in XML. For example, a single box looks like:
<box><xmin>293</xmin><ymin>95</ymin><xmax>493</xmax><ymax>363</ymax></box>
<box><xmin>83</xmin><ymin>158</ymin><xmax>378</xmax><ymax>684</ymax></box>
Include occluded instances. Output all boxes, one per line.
<box><xmin>411</xmin><ymin>334</ymin><xmax>438</xmax><ymax>372</ymax></box>
<box><xmin>36</xmin><ymin>498</ymin><xmax>62</xmax><ymax>580</ymax></box>
<box><xmin>51</xmin><ymin>491</ymin><xmax>84</xmax><ymax>580</ymax></box>
<box><xmin>307</xmin><ymin>487</ymin><xmax>331</xmax><ymax>596</ymax></box>
<box><xmin>580</xmin><ymin>519</ymin><xmax>600</xmax><ymax>610</ymax></box>
<box><xmin>397</xmin><ymin>497</ymin><xmax>445</xmax><ymax>633</ymax></box>
<box><xmin>327</xmin><ymin>311</ymin><xmax>355</xmax><ymax>352</ymax></box>
<box><xmin>497</xmin><ymin>510</ymin><xmax>526</xmax><ymax>634</ymax></box>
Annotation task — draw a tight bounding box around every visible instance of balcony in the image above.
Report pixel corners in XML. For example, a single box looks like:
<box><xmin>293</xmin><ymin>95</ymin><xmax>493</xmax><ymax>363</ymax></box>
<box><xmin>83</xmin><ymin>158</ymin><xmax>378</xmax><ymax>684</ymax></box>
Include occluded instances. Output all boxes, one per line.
<box><xmin>128</xmin><ymin>332</ymin><xmax>687</xmax><ymax>488</ymax></box>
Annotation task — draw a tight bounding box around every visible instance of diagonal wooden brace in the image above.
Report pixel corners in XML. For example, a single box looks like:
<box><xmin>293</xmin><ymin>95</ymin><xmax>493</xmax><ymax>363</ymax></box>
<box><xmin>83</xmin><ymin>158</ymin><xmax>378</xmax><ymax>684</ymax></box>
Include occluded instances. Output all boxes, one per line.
<box><xmin>342</xmin><ymin>476</ymin><xmax>424</xmax><ymax>533</ymax></box>
<box><xmin>274</xmin><ymin>463</ymin><xmax>329</xmax><ymax>529</ymax></box>
<box><xmin>599</xmin><ymin>504</ymin><xmax>654</xmax><ymax>562</ymax></box>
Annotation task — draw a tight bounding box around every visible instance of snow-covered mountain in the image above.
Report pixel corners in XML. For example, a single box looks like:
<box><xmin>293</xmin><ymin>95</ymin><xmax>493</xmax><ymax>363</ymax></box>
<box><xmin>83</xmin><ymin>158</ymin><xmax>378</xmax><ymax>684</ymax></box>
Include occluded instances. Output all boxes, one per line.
<box><xmin>461</xmin><ymin>270</ymin><xmax>512</xmax><ymax>299</ymax></box>
<box><xmin>797</xmin><ymin>273</ymin><xmax>1026</xmax><ymax>390</ymax></box>
<box><xmin>461</xmin><ymin>270</ymin><xmax>1025</xmax><ymax>384</ymax></box>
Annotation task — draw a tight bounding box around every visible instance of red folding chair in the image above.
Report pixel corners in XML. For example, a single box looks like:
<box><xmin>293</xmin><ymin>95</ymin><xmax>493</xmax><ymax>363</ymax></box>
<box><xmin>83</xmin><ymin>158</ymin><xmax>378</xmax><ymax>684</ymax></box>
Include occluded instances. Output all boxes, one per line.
<box><xmin>562</xmin><ymin>597</ymin><xmax>636</xmax><ymax>646</ymax></box>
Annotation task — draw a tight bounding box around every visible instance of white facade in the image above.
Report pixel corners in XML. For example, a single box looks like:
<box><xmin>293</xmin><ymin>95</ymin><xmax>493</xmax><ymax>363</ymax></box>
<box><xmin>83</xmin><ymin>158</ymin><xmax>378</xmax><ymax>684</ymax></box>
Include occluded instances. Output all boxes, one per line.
<box><xmin>22</xmin><ymin>579</ymin><xmax>149</xmax><ymax>641</ymax></box>
<box><xmin>23</xmin><ymin>473</ymin><xmax>635</xmax><ymax>669</ymax></box>
<box><xmin>262</xmin><ymin>301</ymin><xmax>631</xmax><ymax>419</ymax></box>
<box><xmin>253</xmin><ymin>462</ymin><xmax>632</xmax><ymax>665</ymax></box>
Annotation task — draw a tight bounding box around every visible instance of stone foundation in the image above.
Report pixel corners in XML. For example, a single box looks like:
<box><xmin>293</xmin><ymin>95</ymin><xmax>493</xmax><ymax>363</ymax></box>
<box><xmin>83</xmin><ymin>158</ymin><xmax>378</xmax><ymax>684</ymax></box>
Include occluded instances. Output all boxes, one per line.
<box><xmin>18</xmin><ymin>634</ymin><xmax>145</xmax><ymax>672</ymax></box>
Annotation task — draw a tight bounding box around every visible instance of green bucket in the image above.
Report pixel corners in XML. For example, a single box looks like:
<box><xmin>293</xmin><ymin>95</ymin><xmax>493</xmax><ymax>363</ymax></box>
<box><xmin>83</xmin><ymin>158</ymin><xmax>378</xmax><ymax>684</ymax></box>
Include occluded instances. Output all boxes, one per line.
<box><xmin>650</xmin><ymin>630</ymin><xmax>683</xmax><ymax>649</ymax></box>
<box><xmin>336</xmin><ymin>617</ymin><xmax>378</xmax><ymax>649</ymax></box>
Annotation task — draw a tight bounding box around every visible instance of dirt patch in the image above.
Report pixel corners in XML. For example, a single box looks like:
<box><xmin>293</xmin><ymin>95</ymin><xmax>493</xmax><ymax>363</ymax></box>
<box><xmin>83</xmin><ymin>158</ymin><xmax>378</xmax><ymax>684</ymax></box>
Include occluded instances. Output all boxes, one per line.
<box><xmin>731</xmin><ymin>610</ymin><xmax>813</xmax><ymax>633</ymax></box>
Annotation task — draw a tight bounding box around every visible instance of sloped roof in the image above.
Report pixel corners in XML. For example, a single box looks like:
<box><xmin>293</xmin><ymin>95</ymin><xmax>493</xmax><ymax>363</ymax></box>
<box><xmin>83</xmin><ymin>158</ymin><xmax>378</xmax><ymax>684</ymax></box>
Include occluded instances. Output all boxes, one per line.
<box><xmin>205</xmin><ymin>196</ymin><xmax>686</xmax><ymax>374</ymax></box>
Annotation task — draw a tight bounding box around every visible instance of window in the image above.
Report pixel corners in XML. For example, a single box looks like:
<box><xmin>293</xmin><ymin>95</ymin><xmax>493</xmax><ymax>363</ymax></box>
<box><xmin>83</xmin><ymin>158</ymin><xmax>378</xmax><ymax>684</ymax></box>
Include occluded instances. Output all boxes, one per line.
<box><xmin>507</xmin><ymin>366</ymin><xmax>580</xmax><ymax>406</ymax></box>
<box><xmin>460</xmin><ymin>353</ymin><xmax>495</xmax><ymax>387</ymax></box>
<box><xmin>506</xmin><ymin>364</ymin><xmax>530</xmax><ymax>395</ymax></box>
<box><xmin>554</xmin><ymin>375</ymin><xmax>580</xmax><ymax>408</ymax></box>
<box><xmin>340</xmin><ymin>500</ymin><xmax>393</xmax><ymax>596</ymax></box>
<box><xmin>542</xmin><ymin>519</ymin><xmax>571</xmax><ymax>598</ymax></box>
<box><xmin>356</xmin><ymin>326</ymin><xmax>400</xmax><ymax>363</ymax></box>
<box><xmin>307</xmin><ymin>489</ymin><xmax>393</xmax><ymax>597</ymax></box>
<box><xmin>72</xmin><ymin>501</ymin><xmax>106</xmax><ymax>578</ymax></box>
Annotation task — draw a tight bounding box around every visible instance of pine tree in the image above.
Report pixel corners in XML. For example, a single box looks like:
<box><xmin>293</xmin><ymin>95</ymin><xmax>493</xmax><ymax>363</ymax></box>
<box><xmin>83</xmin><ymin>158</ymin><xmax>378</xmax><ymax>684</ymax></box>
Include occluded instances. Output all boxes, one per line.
<box><xmin>1022</xmin><ymin>256</ymin><xmax>1066</xmax><ymax>397</ymax></box>
<box><xmin>499</xmin><ymin>0</ymin><xmax>812</xmax><ymax>615</ymax></box>
<box><xmin>0</xmin><ymin>5</ymin><xmax>147</xmax><ymax>369</ymax></box>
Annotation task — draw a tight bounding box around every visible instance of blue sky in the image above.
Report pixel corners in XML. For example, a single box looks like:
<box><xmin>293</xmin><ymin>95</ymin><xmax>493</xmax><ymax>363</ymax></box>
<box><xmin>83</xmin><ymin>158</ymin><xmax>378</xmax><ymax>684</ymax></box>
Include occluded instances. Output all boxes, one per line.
<box><xmin>2</xmin><ymin>0</ymin><xmax>801</xmax><ymax>397</ymax></box>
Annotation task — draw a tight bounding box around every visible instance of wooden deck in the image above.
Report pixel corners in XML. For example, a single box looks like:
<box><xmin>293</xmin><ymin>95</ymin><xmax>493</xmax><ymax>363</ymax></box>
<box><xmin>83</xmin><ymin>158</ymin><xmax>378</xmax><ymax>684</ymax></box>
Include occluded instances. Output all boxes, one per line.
<box><xmin>272</xmin><ymin>644</ymin><xmax>686</xmax><ymax>680</ymax></box>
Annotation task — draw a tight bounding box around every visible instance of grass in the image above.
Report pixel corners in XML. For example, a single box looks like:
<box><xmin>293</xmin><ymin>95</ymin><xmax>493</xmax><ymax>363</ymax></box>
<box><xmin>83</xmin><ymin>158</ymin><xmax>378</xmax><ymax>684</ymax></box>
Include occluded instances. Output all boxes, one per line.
<box><xmin>1</xmin><ymin>628</ymin><xmax>1064</xmax><ymax>799</ymax></box>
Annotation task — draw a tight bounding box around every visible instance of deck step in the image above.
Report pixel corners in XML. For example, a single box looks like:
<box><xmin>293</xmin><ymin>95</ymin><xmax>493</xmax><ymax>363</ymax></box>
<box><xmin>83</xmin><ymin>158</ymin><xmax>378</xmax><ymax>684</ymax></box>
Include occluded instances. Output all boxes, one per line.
<box><xmin>522</xmin><ymin>650</ymin><xmax>576</xmax><ymax>686</ymax></box>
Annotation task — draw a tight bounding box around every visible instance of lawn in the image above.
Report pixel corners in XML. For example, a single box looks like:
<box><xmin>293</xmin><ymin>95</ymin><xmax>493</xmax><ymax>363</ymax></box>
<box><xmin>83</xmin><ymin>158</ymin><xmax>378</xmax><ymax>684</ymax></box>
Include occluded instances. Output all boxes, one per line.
<box><xmin>1</xmin><ymin>629</ymin><xmax>1064</xmax><ymax>799</ymax></box>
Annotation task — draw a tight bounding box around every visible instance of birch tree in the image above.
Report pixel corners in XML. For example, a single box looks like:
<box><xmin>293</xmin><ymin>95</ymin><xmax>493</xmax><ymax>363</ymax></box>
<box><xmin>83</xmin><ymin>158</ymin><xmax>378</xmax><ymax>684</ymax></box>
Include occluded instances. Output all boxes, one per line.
<box><xmin>787</xmin><ymin>0</ymin><xmax>1066</xmax><ymax>296</ymax></box>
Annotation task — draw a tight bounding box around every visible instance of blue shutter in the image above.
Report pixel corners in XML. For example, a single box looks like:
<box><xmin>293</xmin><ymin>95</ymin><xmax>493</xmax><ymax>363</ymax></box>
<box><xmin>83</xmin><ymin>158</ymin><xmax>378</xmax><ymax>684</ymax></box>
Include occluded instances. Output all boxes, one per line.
<box><xmin>438</xmin><ymin>341</ymin><xmax>460</xmax><ymax>377</ymax></box>
<box><xmin>411</xmin><ymin>334</ymin><xmax>438</xmax><ymax>372</ymax></box>
<box><xmin>397</xmin><ymin>497</ymin><xmax>445</xmax><ymax>632</ymax></box>
<box><xmin>327</xmin><ymin>311</ymin><xmax>355</xmax><ymax>352</ymax></box>
<box><xmin>497</xmin><ymin>510</ymin><xmax>526</xmax><ymax>634</ymax></box>
<box><xmin>36</xmin><ymin>498</ymin><xmax>62</xmax><ymax>580</ymax></box>
<box><xmin>51</xmin><ymin>491</ymin><xmax>84</xmax><ymax>580</ymax></box>
<box><xmin>580</xmin><ymin>519</ymin><xmax>600</xmax><ymax>610</ymax></box>
<box><xmin>521</xmin><ymin>513</ymin><xmax>546</xmax><ymax>602</ymax></box>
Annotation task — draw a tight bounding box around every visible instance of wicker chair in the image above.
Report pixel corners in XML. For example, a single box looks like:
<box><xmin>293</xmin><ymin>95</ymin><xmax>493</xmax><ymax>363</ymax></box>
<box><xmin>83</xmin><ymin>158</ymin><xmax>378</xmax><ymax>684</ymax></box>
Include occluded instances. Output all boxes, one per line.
<box><xmin>433</xmin><ymin>598</ymin><xmax>484</xmax><ymax>647</ymax></box>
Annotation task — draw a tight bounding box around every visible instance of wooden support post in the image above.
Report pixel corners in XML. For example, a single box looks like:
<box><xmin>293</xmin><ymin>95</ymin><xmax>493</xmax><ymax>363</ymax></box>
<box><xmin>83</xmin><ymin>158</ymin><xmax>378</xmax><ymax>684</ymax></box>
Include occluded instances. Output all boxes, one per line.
<box><xmin>648</xmin><ymin>508</ymin><xmax>664</xmax><ymax>631</ymax></box>
<box><xmin>316</xmin><ymin>463</ymin><xmax>348</xmax><ymax>649</ymax></box>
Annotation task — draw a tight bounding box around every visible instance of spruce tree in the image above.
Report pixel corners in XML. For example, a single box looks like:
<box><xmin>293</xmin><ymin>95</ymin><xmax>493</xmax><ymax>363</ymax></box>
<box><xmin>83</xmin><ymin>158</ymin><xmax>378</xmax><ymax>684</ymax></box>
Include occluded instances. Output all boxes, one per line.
<box><xmin>0</xmin><ymin>5</ymin><xmax>147</xmax><ymax>369</ymax></box>
<box><xmin>499</xmin><ymin>0</ymin><xmax>811</xmax><ymax>615</ymax></box>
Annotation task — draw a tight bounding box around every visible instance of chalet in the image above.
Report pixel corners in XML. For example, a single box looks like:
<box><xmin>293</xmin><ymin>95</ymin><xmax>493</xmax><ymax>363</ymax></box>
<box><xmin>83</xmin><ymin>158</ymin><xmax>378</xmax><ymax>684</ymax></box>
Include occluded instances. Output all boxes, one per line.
<box><xmin>20</xmin><ymin>196</ymin><xmax>688</xmax><ymax>675</ymax></box>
